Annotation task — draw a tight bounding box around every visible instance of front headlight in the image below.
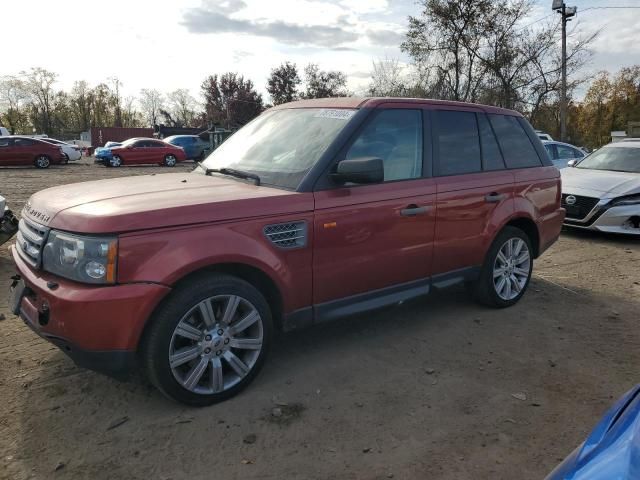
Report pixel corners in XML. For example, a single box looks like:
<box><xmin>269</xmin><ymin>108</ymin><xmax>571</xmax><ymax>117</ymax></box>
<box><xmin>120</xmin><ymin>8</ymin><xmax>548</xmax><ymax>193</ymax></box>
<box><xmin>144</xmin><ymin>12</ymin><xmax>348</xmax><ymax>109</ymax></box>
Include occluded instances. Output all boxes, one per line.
<box><xmin>610</xmin><ymin>194</ymin><xmax>640</xmax><ymax>207</ymax></box>
<box><xmin>42</xmin><ymin>230</ymin><xmax>117</xmax><ymax>284</ymax></box>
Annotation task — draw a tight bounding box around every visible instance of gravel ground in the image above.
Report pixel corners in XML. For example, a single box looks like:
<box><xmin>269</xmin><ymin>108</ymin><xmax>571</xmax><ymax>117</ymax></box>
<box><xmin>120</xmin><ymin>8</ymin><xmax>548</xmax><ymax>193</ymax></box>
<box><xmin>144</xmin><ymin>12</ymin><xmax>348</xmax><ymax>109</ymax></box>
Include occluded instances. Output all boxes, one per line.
<box><xmin>1</xmin><ymin>159</ymin><xmax>639</xmax><ymax>480</ymax></box>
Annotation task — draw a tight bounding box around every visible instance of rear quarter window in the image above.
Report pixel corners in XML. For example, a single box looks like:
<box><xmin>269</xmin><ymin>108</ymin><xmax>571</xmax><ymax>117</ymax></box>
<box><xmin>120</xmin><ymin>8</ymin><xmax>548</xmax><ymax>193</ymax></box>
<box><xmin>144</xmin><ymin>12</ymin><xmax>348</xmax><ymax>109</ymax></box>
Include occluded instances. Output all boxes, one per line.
<box><xmin>489</xmin><ymin>114</ymin><xmax>542</xmax><ymax>169</ymax></box>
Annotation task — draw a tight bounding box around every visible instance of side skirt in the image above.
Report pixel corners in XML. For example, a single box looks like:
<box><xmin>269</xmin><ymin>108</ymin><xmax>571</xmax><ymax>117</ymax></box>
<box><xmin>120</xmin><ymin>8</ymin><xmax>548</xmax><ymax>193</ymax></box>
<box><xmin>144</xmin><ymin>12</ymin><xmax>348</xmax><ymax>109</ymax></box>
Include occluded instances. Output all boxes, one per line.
<box><xmin>282</xmin><ymin>266</ymin><xmax>480</xmax><ymax>332</ymax></box>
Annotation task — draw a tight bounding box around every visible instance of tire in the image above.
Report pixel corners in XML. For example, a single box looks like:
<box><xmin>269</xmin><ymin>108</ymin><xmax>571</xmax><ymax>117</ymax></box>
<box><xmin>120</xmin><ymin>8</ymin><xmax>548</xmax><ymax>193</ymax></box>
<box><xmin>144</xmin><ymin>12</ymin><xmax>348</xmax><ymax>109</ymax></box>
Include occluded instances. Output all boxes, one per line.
<box><xmin>109</xmin><ymin>155</ymin><xmax>123</xmax><ymax>167</ymax></box>
<box><xmin>470</xmin><ymin>226</ymin><xmax>533</xmax><ymax>308</ymax></box>
<box><xmin>142</xmin><ymin>274</ymin><xmax>273</xmax><ymax>406</ymax></box>
<box><xmin>34</xmin><ymin>155</ymin><xmax>51</xmax><ymax>169</ymax></box>
<box><xmin>62</xmin><ymin>154</ymin><xmax>69</xmax><ymax>164</ymax></box>
<box><xmin>163</xmin><ymin>154</ymin><xmax>177</xmax><ymax>167</ymax></box>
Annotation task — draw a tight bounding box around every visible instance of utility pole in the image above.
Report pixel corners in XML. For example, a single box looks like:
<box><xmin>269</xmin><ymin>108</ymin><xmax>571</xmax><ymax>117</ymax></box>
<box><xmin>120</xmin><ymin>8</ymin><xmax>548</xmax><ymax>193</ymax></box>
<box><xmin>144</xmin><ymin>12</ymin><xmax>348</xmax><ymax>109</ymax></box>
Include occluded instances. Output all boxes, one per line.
<box><xmin>552</xmin><ymin>1</ymin><xmax>577</xmax><ymax>143</ymax></box>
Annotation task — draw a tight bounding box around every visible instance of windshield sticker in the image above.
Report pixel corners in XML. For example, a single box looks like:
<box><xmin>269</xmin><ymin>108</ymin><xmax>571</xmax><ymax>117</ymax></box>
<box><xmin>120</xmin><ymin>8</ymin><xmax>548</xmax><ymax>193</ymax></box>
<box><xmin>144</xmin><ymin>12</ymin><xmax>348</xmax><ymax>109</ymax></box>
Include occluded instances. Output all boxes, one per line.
<box><xmin>313</xmin><ymin>109</ymin><xmax>355</xmax><ymax>120</ymax></box>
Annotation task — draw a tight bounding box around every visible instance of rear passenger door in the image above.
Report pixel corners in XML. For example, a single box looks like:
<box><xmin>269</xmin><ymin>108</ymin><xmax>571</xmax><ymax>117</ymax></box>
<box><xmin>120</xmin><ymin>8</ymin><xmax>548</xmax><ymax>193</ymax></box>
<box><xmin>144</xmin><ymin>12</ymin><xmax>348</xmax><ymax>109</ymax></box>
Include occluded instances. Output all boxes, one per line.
<box><xmin>432</xmin><ymin>109</ymin><xmax>515</xmax><ymax>277</ymax></box>
<box><xmin>13</xmin><ymin>138</ymin><xmax>36</xmax><ymax>165</ymax></box>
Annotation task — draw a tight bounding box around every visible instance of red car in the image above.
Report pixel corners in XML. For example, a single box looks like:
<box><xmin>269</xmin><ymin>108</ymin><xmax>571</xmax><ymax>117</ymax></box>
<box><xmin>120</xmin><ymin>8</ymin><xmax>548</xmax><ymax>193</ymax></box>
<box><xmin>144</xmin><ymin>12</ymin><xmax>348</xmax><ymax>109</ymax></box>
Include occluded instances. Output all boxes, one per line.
<box><xmin>9</xmin><ymin>97</ymin><xmax>564</xmax><ymax>405</ymax></box>
<box><xmin>0</xmin><ymin>136</ymin><xmax>66</xmax><ymax>168</ymax></box>
<box><xmin>96</xmin><ymin>137</ymin><xmax>188</xmax><ymax>167</ymax></box>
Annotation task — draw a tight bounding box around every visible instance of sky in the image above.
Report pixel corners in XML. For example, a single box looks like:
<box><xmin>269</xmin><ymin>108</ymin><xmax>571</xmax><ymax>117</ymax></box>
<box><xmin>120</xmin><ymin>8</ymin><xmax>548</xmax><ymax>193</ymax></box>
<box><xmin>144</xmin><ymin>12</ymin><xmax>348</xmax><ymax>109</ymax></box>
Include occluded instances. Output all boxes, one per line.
<box><xmin>2</xmin><ymin>0</ymin><xmax>639</xmax><ymax>103</ymax></box>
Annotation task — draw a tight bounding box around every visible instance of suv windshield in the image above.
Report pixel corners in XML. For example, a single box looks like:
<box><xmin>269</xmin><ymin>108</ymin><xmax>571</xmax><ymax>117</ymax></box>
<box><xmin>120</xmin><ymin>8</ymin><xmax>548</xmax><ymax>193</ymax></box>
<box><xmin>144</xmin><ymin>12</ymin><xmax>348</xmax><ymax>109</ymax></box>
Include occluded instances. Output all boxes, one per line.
<box><xmin>576</xmin><ymin>146</ymin><xmax>640</xmax><ymax>173</ymax></box>
<box><xmin>198</xmin><ymin>108</ymin><xmax>356</xmax><ymax>189</ymax></box>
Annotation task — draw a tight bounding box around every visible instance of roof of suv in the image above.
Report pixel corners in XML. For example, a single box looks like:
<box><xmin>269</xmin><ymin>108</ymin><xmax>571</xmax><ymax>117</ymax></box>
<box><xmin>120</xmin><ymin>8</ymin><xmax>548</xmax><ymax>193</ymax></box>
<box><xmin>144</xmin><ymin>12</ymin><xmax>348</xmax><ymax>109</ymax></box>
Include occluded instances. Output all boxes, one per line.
<box><xmin>271</xmin><ymin>97</ymin><xmax>522</xmax><ymax>117</ymax></box>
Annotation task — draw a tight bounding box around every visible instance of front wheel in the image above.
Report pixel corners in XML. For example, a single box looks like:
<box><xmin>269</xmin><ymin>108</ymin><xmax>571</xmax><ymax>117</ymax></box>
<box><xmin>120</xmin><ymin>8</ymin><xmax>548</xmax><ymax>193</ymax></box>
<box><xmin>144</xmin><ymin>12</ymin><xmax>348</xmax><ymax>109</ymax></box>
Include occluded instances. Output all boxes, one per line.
<box><xmin>109</xmin><ymin>155</ymin><xmax>123</xmax><ymax>167</ymax></box>
<box><xmin>470</xmin><ymin>226</ymin><xmax>533</xmax><ymax>308</ymax></box>
<box><xmin>34</xmin><ymin>155</ymin><xmax>51</xmax><ymax>169</ymax></box>
<box><xmin>142</xmin><ymin>274</ymin><xmax>273</xmax><ymax>406</ymax></box>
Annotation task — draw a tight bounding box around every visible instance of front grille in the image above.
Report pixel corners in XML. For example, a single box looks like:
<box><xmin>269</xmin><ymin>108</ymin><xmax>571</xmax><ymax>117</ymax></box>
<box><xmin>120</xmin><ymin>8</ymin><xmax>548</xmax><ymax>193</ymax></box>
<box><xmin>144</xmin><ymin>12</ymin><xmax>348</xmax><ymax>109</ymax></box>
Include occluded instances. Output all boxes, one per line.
<box><xmin>562</xmin><ymin>194</ymin><xmax>600</xmax><ymax>221</ymax></box>
<box><xmin>264</xmin><ymin>221</ymin><xmax>307</xmax><ymax>249</ymax></box>
<box><xmin>16</xmin><ymin>217</ymin><xmax>49</xmax><ymax>267</ymax></box>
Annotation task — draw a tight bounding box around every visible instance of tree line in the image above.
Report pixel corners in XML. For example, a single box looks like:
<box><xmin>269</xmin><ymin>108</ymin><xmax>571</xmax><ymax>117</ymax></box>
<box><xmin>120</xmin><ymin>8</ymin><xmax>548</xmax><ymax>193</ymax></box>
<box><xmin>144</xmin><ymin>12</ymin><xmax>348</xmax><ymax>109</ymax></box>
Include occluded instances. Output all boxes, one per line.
<box><xmin>1</xmin><ymin>0</ymin><xmax>639</xmax><ymax>148</ymax></box>
<box><xmin>0</xmin><ymin>63</ymin><xmax>349</xmax><ymax>138</ymax></box>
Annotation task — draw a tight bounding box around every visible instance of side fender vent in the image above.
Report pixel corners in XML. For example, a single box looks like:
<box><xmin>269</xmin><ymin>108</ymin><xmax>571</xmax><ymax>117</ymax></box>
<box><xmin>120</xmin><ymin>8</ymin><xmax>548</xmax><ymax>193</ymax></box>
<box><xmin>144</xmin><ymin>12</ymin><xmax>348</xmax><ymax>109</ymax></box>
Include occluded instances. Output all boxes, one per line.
<box><xmin>264</xmin><ymin>221</ymin><xmax>307</xmax><ymax>249</ymax></box>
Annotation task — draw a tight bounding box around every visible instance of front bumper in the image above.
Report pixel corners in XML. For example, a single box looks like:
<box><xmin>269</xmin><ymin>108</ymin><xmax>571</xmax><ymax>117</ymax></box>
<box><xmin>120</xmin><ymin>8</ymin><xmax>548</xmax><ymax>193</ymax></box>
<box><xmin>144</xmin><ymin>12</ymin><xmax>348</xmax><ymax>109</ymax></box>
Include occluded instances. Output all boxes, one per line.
<box><xmin>9</xmin><ymin>245</ymin><xmax>171</xmax><ymax>375</ymax></box>
<box><xmin>564</xmin><ymin>202</ymin><xmax>640</xmax><ymax>235</ymax></box>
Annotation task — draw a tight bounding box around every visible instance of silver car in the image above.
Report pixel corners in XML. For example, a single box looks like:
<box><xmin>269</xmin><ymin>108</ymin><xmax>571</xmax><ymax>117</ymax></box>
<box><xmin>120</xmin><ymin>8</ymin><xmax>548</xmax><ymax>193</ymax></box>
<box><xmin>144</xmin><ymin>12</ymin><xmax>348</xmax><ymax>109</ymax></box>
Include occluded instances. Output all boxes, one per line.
<box><xmin>542</xmin><ymin>140</ymin><xmax>587</xmax><ymax>169</ymax></box>
<box><xmin>561</xmin><ymin>141</ymin><xmax>640</xmax><ymax>235</ymax></box>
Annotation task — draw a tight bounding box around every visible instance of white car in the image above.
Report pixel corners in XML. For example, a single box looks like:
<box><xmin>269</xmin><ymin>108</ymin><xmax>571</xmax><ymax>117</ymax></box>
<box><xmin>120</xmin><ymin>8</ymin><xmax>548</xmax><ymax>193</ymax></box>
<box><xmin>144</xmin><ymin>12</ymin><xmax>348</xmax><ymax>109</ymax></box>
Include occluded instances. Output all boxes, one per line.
<box><xmin>542</xmin><ymin>140</ymin><xmax>587</xmax><ymax>169</ymax></box>
<box><xmin>41</xmin><ymin>138</ymin><xmax>82</xmax><ymax>162</ymax></box>
<box><xmin>561</xmin><ymin>141</ymin><xmax>640</xmax><ymax>235</ymax></box>
<box><xmin>535</xmin><ymin>130</ymin><xmax>553</xmax><ymax>141</ymax></box>
<box><xmin>0</xmin><ymin>127</ymin><xmax>9</xmax><ymax>136</ymax></box>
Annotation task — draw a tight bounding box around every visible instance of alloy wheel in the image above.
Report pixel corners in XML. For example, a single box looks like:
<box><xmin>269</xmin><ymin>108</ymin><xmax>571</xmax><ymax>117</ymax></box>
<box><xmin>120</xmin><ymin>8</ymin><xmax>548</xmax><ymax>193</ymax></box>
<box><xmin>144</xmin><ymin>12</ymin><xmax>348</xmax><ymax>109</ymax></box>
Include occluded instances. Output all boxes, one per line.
<box><xmin>492</xmin><ymin>237</ymin><xmax>530</xmax><ymax>301</ymax></box>
<box><xmin>168</xmin><ymin>295</ymin><xmax>264</xmax><ymax>395</ymax></box>
<box><xmin>110</xmin><ymin>156</ymin><xmax>122</xmax><ymax>167</ymax></box>
<box><xmin>165</xmin><ymin>155</ymin><xmax>177</xmax><ymax>167</ymax></box>
<box><xmin>36</xmin><ymin>156</ymin><xmax>50</xmax><ymax>168</ymax></box>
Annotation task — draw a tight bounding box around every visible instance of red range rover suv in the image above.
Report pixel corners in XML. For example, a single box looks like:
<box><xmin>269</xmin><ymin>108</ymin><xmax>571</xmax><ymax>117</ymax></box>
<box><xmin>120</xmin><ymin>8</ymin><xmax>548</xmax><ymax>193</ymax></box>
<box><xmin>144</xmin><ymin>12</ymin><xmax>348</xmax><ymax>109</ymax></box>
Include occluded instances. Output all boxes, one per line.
<box><xmin>0</xmin><ymin>136</ymin><xmax>66</xmax><ymax>168</ymax></box>
<box><xmin>9</xmin><ymin>98</ymin><xmax>565</xmax><ymax>405</ymax></box>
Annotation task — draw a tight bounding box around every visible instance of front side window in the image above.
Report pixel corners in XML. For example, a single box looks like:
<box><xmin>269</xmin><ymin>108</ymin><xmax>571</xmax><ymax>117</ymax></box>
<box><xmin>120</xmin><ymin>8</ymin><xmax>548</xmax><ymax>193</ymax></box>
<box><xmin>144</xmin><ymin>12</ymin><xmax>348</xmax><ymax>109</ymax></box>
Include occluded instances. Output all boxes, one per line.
<box><xmin>0</xmin><ymin>138</ymin><xmax>11</xmax><ymax>147</ymax></box>
<box><xmin>436</xmin><ymin>110</ymin><xmax>481</xmax><ymax>176</ymax></box>
<box><xmin>489</xmin><ymin>115</ymin><xmax>542</xmax><ymax>169</ymax></box>
<box><xmin>544</xmin><ymin>144</ymin><xmax>556</xmax><ymax>159</ymax></box>
<box><xmin>15</xmin><ymin>138</ymin><xmax>35</xmax><ymax>147</ymax></box>
<box><xmin>345</xmin><ymin>109</ymin><xmax>423</xmax><ymax>181</ymax></box>
<box><xmin>200</xmin><ymin>108</ymin><xmax>356</xmax><ymax>189</ymax></box>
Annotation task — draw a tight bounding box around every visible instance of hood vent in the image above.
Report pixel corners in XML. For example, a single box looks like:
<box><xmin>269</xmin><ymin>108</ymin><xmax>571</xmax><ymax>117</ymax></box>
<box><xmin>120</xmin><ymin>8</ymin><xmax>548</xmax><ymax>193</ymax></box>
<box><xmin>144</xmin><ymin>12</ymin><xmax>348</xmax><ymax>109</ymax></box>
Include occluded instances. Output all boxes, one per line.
<box><xmin>264</xmin><ymin>221</ymin><xmax>307</xmax><ymax>249</ymax></box>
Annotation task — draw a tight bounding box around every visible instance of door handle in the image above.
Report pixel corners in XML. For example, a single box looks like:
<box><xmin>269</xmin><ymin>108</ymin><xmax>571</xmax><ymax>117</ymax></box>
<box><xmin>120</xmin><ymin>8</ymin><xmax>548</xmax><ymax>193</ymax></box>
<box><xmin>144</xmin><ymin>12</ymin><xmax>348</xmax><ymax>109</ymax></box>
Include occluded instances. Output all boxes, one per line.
<box><xmin>485</xmin><ymin>193</ymin><xmax>506</xmax><ymax>203</ymax></box>
<box><xmin>400</xmin><ymin>205</ymin><xmax>429</xmax><ymax>217</ymax></box>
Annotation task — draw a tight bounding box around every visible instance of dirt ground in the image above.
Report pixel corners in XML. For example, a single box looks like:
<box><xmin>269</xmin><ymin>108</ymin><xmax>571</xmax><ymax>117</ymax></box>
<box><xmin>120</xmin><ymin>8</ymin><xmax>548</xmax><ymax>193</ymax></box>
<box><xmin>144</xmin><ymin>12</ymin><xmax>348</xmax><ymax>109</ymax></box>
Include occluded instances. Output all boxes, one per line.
<box><xmin>1</xmin><ymin>159</ymin><xmax>639</xmax><ymax>480</ymax></box>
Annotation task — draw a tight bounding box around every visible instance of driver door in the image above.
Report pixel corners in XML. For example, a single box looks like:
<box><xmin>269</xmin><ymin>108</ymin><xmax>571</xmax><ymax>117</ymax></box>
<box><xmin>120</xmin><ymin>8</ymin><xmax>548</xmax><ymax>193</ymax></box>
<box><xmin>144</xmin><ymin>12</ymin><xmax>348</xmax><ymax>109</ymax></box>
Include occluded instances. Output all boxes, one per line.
<box><xmin>312</xmin><ymin>107</ymin><xmax>436</xmax><ymax>318</ymax></box>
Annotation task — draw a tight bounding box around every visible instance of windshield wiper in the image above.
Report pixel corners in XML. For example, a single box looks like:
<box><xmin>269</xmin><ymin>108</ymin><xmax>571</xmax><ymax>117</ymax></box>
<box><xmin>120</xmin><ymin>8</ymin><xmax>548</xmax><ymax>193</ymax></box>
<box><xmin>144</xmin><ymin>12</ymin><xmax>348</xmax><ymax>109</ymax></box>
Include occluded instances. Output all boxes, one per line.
<box><xmin>196</xmin><ymin>162</ymin><xmax>261</xmax><ymax>186</ymax></box>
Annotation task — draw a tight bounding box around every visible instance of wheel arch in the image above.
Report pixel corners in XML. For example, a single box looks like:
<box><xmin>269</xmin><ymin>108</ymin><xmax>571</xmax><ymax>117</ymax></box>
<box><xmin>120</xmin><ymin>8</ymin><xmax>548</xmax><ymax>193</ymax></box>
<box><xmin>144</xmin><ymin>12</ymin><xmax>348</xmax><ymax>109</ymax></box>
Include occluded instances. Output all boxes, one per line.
<box><xmin>136</xmin><ymin>262</ymin><xmax>285</xmax><ymax>354</ymax></box>
<box><xmin>502</xmin><ymin>216</ymin><xmax>540</xmax><ymax>258</ymax></box>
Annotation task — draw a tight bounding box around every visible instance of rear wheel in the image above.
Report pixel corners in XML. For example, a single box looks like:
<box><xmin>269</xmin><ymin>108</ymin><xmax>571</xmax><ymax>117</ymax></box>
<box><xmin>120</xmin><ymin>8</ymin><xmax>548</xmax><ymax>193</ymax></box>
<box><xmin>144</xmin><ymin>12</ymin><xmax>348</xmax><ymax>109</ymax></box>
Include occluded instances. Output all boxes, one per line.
<box><xmin>163</xmin><ymin>154</ymin><xmax>177</xmax><ymax>167</ymax></box>
<box><xmin>34</xmin><ymin>155</ymin><xmax>51</xmax><ymax>169</ymax></box>
<box><xmin>143</xmin><ymin>274</ymin><xmax>273</xmax><ymax>406</ymax></box>
<box><xmin>471</xmin><ymin>226</ymin><xmax>533</xmax><ymax>308</ymax></box>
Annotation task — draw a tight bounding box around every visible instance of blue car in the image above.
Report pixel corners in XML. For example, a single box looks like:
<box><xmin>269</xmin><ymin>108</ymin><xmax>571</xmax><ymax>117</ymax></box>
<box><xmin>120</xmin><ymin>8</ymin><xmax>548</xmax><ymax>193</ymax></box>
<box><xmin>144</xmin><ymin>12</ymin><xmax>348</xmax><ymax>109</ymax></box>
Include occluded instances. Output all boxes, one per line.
<box><xmin>94</xmin><ymin>141</ymin><xmax>122</xmax><ymax>162</ymax></box>
<box><xmin>164</xmin><ymin>135</ymin><xmax>210</xmax><ymax>161</ymax></box>
<box><xmin>547</xmin><ymin>384</ymin><xmax>640</xmax><ymax>479</ymax></box>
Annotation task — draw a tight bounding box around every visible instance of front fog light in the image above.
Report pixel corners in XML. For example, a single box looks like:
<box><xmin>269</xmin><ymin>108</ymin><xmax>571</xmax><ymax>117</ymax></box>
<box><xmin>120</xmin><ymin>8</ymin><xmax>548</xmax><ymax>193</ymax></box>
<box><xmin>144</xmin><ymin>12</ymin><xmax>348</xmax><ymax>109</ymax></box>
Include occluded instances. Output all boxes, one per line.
<box><xmin>85</xmin><ymin>261</ymin><xmax>107</xmax><ymax>279</ymax></box>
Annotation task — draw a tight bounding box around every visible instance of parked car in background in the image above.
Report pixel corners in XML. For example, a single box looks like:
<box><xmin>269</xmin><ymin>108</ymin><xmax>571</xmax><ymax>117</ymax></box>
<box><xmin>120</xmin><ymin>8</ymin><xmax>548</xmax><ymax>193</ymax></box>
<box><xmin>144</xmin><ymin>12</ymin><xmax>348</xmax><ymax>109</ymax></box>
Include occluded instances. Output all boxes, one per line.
<box><xmin>41</xmin><ymin>138</ymin><xmax>82</xmax><ymax>162</ymax></box>
<box><xmin>0</xmin><ymin>126</ymin><xmax>10</xmax><ymax>136</ymax></box>
<box><xmin>546</xmin><ymin>384</ymin><xmax>640</xmax><ymax>480</ymax></box>
<box><xmin>536</xmin><ymin>130</ymin><xmax>554</xmax><ymax>141</ymax></box>
<box><xmin>8</xmin><ymin>97</ymin><xmax>564</xmax><ymax>405</ymax></box>
<box><xmin>95</xmin><ymin>138</ymin><xmax>188</xmax><ymax>167</ymax></box>
<box><xmin>164</xmin><ymin>135</ymin><xmax>211</xmax><ymax>160</ymax></box>
<box><xmin>561</xmin><ymin>140</ymin><xmax>640</xmax><ymax>234</ymax></box>
<box><xmin>542</xmin><ymin>140</ymin><xmax>587</xmax><ymax>169</ymax></box>
<box><xmin>0</xmin><ymin>136</ymin><xmax>66</xmax><ymax>168</ymax></box>
<box><xmin>0</xmin><ymin>194</ymin><xmax>19</xmax><ymax>246</ymax></box>
<box><xmin>94</xmin><ymin>141</ymin><xmax>122</xmax><ymax>163</ymax></box>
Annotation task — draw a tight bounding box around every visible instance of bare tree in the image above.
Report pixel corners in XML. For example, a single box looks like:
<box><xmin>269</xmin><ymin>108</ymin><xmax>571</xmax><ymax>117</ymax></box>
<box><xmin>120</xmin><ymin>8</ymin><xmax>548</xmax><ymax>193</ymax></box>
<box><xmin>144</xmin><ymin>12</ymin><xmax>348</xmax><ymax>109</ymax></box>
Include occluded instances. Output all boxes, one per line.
<box><xmin>168</xmin><ymin>89</ymin><xmax>198</xmax><ymax>127</ymax></box>
<box><xmin>368</xmin><ymin>58</ymin><xmax>411</xmax><ymax>97</ymax></box>
<box><xmin>21</xmin><ymin>67</ymin><xmax>57</xmax><ymax>134</ymax></box>
<box><xmin>139</xmin><ymin>88</ymin><xmax>164</xmax><ymax>126</ymax></box>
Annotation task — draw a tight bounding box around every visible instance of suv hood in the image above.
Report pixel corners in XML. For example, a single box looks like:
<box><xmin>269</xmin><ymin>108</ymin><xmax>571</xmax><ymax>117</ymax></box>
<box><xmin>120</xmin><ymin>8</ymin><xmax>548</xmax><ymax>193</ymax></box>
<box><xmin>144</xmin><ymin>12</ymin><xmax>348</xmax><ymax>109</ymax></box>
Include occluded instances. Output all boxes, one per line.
<box><xmin>23</xmin><ymin>173</ymin><xmax>312</xmax><ymax>234</ymax></box>
<box><xmin>561</xmin><ymin>167</ymin><xmax>640</xmax><ymax>199</ymax></box>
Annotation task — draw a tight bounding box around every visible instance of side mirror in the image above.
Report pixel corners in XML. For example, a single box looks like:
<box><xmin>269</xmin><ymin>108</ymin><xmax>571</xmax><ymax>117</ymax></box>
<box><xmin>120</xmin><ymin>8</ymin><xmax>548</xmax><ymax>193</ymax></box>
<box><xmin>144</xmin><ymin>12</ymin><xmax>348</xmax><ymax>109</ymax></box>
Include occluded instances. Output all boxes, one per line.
<box><xmin>331</xmin><ymin>157</ymin><xmax>384</xmax><ymax>184</ymax></box>
<box><xmin>567</xmin><ymin>159</ymin><xmax>578</xmax><ymax>167</ymax></box>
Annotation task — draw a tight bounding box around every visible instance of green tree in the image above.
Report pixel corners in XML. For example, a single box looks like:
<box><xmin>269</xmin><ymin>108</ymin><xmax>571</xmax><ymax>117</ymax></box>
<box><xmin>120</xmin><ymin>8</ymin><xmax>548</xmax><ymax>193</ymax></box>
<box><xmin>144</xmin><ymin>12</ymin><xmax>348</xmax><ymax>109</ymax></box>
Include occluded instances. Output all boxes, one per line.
<box><xmin>267</xmin><ymin>62</ymin><xmax>301</xmax><ymax>105</ymax></box>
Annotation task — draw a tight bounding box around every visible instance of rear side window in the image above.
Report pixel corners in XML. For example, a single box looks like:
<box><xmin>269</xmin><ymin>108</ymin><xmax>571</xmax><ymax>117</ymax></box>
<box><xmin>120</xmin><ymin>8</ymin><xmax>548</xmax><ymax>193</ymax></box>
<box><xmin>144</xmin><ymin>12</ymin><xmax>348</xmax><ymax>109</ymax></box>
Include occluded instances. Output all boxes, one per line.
<box><xmin>15</xmin><ymin>138</ymin><xmax>35</xmax><ymax>147</ymax></box>
<box><xmin>489</xmin><ymin>114</ymin><xmax>542</xmax><ymax>168</ymax></box>
<box><xmin>345</xmin><ymin>109</ymin><xmax>423</xmax><ymax>181</ymax></box>
<box><xmin>436</xmin><ymin>110</ymin><xmax>481</xmax><ymax>176</ymax></box>
<box><xmin>477</xmin><ymin>114</ymin><xmax>505</xmax><ymax>171</ymax></box>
